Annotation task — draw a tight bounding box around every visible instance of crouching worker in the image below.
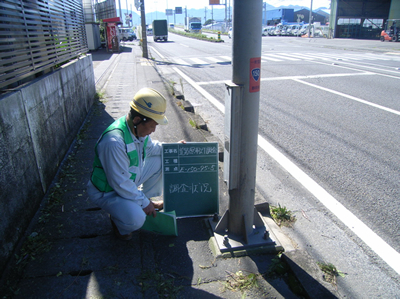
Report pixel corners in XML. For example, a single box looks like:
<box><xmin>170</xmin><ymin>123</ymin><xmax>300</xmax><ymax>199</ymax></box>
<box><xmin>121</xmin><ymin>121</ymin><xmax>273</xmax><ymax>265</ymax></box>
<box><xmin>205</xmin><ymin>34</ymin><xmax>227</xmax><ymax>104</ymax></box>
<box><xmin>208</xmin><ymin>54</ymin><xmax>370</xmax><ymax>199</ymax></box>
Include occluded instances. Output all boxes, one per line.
<box><xmin>87</xmin><ymin>88</ymin><xmax>177</xmax><ymax>240</ymax></box>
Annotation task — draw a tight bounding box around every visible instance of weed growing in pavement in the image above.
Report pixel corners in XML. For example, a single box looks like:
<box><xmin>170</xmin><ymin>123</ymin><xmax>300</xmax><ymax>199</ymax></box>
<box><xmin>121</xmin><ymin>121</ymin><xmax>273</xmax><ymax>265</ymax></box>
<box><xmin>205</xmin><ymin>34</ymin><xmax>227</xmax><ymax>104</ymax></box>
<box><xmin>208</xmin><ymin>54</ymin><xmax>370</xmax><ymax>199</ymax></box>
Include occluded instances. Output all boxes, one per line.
<box><xmin>264</xmin><ymin>253</ymin><xmax>307</xmax><ymax>297</ymax></box>
<box><xmin>136</xmin><ymin>270</ymin><xmax>184</xmax><ymax>298</ymax></box>
<box><xmin>189</xmin><ymin>118</ymin><xmax>197</xmax><ymax>128</ymax></box>
<box><xmin>270</xmin><ymin>204</ymin><xmax>296</xmax><ymax>226</ymax></box>
<box><xmin>318</xmin><ymin>262</ymin><xmax>346</xmax><ymax>285</ymax></box>
<box><xmin>223</xmin><ymin>270</ymin><xmax>259</xmax><ymax>294</ymax></box>
<box><xmin>1</xmin><ymin>233</ymin><xmax>52</xmax><ymax>298</ymax></box>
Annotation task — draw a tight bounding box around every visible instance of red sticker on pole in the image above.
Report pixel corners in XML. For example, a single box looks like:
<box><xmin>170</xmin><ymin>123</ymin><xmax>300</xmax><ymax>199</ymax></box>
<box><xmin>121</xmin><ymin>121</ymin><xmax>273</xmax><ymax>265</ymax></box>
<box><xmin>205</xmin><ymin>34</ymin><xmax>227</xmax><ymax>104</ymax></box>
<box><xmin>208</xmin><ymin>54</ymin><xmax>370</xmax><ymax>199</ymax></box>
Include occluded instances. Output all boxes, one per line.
<box><xmin>249</xmin><ymin>57</ymin><xmax>261</xmax><ymax>93</ymax></box>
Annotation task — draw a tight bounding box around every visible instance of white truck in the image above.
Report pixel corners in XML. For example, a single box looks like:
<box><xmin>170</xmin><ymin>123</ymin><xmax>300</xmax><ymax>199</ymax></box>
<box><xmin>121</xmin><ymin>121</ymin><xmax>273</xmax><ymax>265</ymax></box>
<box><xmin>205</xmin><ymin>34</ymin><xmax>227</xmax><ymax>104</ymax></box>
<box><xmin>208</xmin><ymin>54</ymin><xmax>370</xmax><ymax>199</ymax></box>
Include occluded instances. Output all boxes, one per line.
<box><xmin>185</xmin><ymin>17</ymin><xmax>202</xmax><ymax>34</ymax></box>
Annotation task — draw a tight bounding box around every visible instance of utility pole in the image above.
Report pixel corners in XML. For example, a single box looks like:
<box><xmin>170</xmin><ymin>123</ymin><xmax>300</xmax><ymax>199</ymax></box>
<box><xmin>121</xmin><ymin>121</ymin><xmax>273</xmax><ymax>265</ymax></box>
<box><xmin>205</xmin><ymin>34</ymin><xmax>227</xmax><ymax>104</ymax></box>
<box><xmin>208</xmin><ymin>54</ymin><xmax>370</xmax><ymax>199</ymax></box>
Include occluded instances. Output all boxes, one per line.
<box><xmin>118</xmin><ymin>0</ymin><xmax>122</xmax><ymax>21</ymax></box>
<box><xmin>212</xmin><ymin>0</ymin><xmax>276</xmax><ymax>253</ymax></box>
<box><xmin>204</xmin><ymin>7</ymin><xmax>207</xmax><ymax>24</ymax></box>
<box><xmin>308</xmin><ymin>0</ymin><xmax>313</xmax><ymax>37</ymax></box>
<box><xmin>140</xmin><ymin>0</ymin><xmax>148</xmax><ymax>58</ymax></box>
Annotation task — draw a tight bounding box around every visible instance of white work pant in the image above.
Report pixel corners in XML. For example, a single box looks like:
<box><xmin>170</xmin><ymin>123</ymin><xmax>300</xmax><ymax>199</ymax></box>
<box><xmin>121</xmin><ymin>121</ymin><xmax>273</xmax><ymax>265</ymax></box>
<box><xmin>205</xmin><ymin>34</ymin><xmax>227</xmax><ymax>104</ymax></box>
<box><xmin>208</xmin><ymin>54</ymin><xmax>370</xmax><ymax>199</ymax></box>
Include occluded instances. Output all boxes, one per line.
<box><xmin>87</xmin><ymin>155</ymin><xmax>162</xmax><ymax>235</ymax></box>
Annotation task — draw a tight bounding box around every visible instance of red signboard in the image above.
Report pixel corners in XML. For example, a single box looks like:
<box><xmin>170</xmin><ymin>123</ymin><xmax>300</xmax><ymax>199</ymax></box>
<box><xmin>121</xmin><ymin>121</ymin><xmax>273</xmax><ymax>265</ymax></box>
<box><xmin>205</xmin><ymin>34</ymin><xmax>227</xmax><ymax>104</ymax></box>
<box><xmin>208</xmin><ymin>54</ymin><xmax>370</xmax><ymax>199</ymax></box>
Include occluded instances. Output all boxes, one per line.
<box><xmin>209</xmin><ymin>0</ymin><xmax>220</xmax><ymax>5</ymax></box>
<box><xmin>249</xmin><ymin>57</ymin><xmax>261</xmax><ymax>93</ymax></box>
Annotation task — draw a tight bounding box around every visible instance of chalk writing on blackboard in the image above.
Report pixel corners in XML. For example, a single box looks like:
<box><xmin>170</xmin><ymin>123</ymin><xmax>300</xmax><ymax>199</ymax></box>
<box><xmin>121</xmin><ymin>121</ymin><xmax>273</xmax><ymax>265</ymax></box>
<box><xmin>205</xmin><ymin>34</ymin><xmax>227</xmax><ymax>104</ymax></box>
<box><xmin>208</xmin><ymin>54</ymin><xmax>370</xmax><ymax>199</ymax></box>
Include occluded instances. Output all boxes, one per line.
<box><xmin>164</xmin><ymin>165</ymin><xmax>216</xmax><ymax>173</ymax></box>
<box><xmin>169</xmin><ymin>183</ymin><xmax>212</xmax><ymax>194</ymax></box>
<box><xmin>178</xmin><ymin>146</ymin><xmax>218</xmax><ymax>156</ymax></box>
<box><xmin>162</xmin><ymin>142</ymin><xmax>219</xmax><ymax>217</ymax></box>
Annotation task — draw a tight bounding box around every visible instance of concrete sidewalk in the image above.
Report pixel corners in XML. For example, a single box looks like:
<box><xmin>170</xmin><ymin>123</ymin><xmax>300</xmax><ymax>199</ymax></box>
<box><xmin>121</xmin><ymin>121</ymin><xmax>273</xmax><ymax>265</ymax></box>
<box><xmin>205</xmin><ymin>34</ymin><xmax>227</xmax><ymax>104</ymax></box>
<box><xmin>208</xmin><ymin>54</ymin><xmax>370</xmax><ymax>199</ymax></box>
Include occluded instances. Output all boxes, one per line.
<box><xmin>1</xmin><ymin>43</ymin><xmax>338</xmax><ymax>299</ymax></box>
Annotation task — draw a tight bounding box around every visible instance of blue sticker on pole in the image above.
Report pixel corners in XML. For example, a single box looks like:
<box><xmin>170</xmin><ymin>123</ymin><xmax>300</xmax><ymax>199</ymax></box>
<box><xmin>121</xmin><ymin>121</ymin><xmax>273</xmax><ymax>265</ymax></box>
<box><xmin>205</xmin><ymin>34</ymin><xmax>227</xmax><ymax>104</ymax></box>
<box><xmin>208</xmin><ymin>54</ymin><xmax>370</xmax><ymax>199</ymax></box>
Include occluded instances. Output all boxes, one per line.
<box><xmin>249</xmin><ymin>57</ymin><xmax>261</xmax><ymax>93</ymax></box>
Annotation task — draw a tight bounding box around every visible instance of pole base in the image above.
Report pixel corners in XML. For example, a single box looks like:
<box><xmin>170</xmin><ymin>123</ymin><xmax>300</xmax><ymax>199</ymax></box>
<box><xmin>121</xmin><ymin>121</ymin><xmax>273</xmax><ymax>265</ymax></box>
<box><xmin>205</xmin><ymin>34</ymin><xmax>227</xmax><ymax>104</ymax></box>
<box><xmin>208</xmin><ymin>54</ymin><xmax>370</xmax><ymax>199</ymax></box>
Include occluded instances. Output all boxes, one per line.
<box><xmin>209</xmin><ymin>203</ymin><xmax>283</xmax><ymax>254</ymax></box>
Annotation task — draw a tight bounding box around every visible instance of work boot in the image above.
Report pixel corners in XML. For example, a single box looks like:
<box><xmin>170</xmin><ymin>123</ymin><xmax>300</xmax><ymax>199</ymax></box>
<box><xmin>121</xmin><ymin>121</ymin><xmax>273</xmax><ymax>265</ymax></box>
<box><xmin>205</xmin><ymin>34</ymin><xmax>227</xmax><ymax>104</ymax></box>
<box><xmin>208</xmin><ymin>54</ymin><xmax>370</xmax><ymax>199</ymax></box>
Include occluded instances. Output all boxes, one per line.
<box><xmin>110</xmin><ymin>217</ymin><xmax>132</xmax><ymax>241</ymax></box>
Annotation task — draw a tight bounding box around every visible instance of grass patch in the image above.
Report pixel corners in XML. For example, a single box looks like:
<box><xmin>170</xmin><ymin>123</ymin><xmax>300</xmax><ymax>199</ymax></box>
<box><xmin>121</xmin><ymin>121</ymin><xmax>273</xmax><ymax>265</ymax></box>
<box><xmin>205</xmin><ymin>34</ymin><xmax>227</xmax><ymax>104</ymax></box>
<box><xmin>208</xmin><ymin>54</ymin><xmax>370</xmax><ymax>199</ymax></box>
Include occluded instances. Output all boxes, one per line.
<box><xmin>189</xmin><ymin>118</ymin><xmax>197</xmax><ymax>128</ymax></box>
<box><xmin>169</xmin><ymin>28</ymin><xmax>224</xmax><ymax>43</ymax></box>
<box><xmin>265</xmin><ymin>253</ymin><xmax>307</xmax><ymax>297</ymax></box>
<box><xmin>136</xmin><ymin>270</ymin><xmax>183</xmax><ymax>298</ymax></box>
<box><xmin>269</xmin><ymin>204</ymin><xmax>296</xmax><ymax>226</ymax></box>
<box><xmin>223</xmin><ymin>270</ymin><xmax>259</xmax><ymax>293</ymax></box>
<box><xmin>318</xmin><ymin>262</ymin><xmax>346</xmax><ymax>285</ymax></box>
<box><xmin>1</xmin><ymin>233</ymin><xmax>52</xmax><ymax>298</ymax></box>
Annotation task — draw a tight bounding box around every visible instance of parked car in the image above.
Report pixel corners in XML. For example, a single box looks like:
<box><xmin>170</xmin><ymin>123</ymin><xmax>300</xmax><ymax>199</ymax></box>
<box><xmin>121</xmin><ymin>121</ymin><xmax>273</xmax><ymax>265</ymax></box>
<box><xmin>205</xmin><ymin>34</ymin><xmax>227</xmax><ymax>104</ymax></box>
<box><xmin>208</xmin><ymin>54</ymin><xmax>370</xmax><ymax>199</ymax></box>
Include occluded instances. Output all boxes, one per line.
<box><xmin>262</xmin><ymin>27</ymin><xmax>269</xmax><ymax>36</ymax></box>
<box><xmin>228</xmin><ymin>27</ymin><xmax>232</xmax><ymax>38</ymax></box>
<box><xmin>281</xmin><ymin>25</ymin><xmax>289</xmax><ymax>36</ymax></box>
<box><xmin>119</xmin><ymin>28</ymin><xmax>137</xmax><ymax>41</ymax></box>
<box><xmin>300</xmin><ymin>24</ymin><xmax>310</xmax><ymax>36</ymax></box>
<box><xmin>268</xmin><ymin>26</ymin><xmax>276</xmax><ymax>36</ymax></box>
<box><xmin>274</xmin><ymin>24</ymin><xmax>283</xmax><ymax>36</ymax></box>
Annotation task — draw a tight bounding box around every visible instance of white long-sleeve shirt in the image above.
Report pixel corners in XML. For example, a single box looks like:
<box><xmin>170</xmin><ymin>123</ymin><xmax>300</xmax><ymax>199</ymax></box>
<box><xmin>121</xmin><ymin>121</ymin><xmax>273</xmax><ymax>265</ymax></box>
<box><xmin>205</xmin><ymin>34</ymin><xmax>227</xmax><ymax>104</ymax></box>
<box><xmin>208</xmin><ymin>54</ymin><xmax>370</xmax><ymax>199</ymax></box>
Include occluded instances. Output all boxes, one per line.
<box><xmin>95</xmin><ymin>125</ymin><xmax>162</xmax><ymax>208</ymax></box>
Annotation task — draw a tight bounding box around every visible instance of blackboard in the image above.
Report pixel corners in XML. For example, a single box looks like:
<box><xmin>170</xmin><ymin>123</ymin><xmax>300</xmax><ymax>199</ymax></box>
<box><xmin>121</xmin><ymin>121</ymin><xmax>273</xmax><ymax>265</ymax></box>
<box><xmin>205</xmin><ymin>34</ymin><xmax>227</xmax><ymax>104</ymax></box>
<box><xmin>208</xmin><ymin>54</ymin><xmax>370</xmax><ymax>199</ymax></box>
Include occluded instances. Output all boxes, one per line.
<box><xmin>162</xmin><ymin>142</ymin><xmax>219</xmax><ymax>218</ymax></box>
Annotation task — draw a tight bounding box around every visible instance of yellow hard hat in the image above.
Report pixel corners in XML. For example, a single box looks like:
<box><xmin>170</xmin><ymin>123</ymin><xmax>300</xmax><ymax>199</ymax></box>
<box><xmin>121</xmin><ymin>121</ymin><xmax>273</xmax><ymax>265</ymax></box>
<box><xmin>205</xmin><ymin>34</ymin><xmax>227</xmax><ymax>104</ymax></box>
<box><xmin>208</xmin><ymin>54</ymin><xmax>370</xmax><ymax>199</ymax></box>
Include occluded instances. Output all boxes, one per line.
<box><xmin>130</xmin><ymin>88</ymin><xmax>168</xmax><ymax>125</ymax></box>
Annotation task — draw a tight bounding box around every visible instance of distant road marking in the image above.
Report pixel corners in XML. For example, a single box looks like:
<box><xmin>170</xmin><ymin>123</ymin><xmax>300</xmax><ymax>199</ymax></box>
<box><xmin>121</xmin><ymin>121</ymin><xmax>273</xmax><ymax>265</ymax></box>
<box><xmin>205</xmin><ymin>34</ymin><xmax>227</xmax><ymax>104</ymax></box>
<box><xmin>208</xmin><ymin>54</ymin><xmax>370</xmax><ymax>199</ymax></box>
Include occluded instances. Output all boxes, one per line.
<box><xmin>262</xmin><ymin>55</ymin><xmax>282</xmax><ymax>61</ymax></box>
<box><xmin>172</xmin><ymin>65</ymin><xmax>400</xmax><ymax>276</ymax></box>
<box><xmin>179</xmin><ymin>43</ymin><xmax>189</xmax><ymax>47</ymax></box>
<box><xmin>171</xmin><ymin>58</ymin><xmax>187</xmax><ymax>65</ymax></box>
<box><xmin>205</xmin><ymin>56</ymin><xmax>221</xmax><ymax>63</ymax></box>
<box><xmin>190</xmin><ymin>57</ymin><xmax>208</xmax><ymax>64</ymax></box>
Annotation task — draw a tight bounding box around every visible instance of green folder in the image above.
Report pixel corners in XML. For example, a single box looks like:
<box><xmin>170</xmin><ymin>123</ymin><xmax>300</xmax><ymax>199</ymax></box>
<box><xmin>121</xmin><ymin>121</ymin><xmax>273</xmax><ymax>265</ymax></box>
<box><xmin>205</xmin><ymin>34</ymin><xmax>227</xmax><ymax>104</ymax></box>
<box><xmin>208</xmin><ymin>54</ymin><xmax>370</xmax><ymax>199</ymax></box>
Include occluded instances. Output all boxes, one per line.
<box><xmin>141</xmin><ymin>211</ymin><xmax>178</xmax><ymax>236</ymax></box>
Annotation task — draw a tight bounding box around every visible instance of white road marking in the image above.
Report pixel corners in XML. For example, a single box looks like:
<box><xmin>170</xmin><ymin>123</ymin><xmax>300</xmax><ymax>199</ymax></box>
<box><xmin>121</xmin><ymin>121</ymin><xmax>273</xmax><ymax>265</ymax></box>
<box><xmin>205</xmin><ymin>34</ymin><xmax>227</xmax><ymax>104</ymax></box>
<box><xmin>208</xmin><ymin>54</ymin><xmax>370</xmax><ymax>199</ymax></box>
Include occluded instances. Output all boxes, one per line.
<box><xmin>294</xmin><ymin>79</ymin><xmax>400</xmax><ymax>116</ymax></box>
<box><xmin>220</xmin><ymin>56</ymin><xmax>231</xmax><ymax>61</ymax></box>
<box><xmin>172</xmin><ymin>58</ymin><xmax>187</xmax><ymax>65</ymax></box>
<box><xmin>190</xmin><ymin>57</ymin><xmax>209</xmax><ymax>64</ymax></box>
<box><xmin>205</xmin><ymin>56</ymin><xmax>221</xmax><ymax>63</ymax></box>
<box><xmin>266</xmin><ymin>54</ymin><xmax>300</xmax><ymax>61</ymax></box>
<box><xmin>276</xmin><ymin>52</ymin><xmax>315</xmax><ymax>60</ymax></box>
<box><xmin>197</xmin><ymin>72</ymin><xmax>375</xmax><ymax>85</ymax></box>
<box><xmin>262</xmin><ymin>55</ymin><xmax>282</xmax><ymax>61</ymax></box>
<box><xmin>172</xmin><ymin>67</ymin><xmax>225</xmax><ymax>113</ymax></box>
<box><xmin>171</xmin><ymin>64</ymin><xmax>400</xmax><ymax>276</ymax></box>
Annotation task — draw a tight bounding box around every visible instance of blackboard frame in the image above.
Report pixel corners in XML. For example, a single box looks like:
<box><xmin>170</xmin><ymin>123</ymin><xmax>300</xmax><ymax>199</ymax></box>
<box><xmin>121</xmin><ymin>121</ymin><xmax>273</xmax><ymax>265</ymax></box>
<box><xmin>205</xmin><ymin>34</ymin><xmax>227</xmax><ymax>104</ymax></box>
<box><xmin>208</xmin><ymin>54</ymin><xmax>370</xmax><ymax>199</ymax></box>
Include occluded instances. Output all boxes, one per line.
<box><xmin>162</xmin><ymin>142</ymin><xmax>219</xmax><ymax>218</ymax></box>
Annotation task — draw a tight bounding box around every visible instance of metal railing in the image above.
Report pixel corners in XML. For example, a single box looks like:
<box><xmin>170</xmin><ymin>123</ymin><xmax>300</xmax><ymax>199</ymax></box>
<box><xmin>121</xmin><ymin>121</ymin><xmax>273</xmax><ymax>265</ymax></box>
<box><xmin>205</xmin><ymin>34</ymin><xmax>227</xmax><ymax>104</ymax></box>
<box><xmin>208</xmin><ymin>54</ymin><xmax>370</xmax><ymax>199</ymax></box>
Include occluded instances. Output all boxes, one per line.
<box><xmin>0</xmin><ymin>0</ymin><xmax>88</xmax><ymax>91</ymax></box>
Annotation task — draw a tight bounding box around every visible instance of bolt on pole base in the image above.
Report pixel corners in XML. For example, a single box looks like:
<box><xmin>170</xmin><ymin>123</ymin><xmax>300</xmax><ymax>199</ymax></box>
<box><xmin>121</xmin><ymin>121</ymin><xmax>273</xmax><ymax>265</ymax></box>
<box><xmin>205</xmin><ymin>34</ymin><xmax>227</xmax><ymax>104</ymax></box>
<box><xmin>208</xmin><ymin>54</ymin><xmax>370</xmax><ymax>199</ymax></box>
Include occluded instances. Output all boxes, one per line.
<box><xmin>208</xmin><ymin>204</ymin><xmax>283</xmax><ymax>254</ymax></box>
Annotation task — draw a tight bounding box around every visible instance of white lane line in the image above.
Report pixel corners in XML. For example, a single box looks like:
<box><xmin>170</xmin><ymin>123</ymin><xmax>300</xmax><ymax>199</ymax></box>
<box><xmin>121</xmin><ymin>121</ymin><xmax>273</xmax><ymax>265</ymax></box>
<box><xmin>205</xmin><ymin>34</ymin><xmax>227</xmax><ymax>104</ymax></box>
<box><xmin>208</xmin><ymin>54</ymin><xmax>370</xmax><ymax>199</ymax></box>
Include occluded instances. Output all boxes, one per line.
<box><xmin>276</xmin><ymin>52</ymin><xmax>315</xmax><ymax>60</ymax></box>
<box><xmin>172</xmin><ymin>58</ymin><xmax>188</xmax><ymax>65</ymax></box>
<box><xmin>205</xmin><ymin>56</ymin><xmax>221</xmax><ymax>63</ymax></box>
<box><xmin>293</xmin><ymin>79</ymin><xmax>400</xmax><ymax>116</ymax></box>
<box><xmin>257</xmin><ymin>135</ymin><xmax>400</xmax><ymax>277</ymax></box>
<box><xmin>262</xmin><ymin>55</ymin><xmax>282</xmax><ymax>62</ymax></box>
<box><xmin>197</xmin><ymin>72</ymin><xmax>375</xmax><ymax>85</ymax></box>
<box><xmin>173</xmin><ymin>67</ymin><xmax>400</xmax><ymax>276</ymax></box>
<box><xmin>179</xmin><ymin>43</ymin><xmax>189</xmax><ymax>47</ymax></box>
<box><xmin>267</xmin><ymin>54</ymin><xmax>300</xmax><ymax>61</ymax></box>
<box><xmin>190</xmin><ymin>57</ymin><xmax>209</xmax><ymax>64</ymax></box>
<box><xmin>172</xmin><ymin>67</ymin><xmax>225</xmax><ymax>113</ymax></box>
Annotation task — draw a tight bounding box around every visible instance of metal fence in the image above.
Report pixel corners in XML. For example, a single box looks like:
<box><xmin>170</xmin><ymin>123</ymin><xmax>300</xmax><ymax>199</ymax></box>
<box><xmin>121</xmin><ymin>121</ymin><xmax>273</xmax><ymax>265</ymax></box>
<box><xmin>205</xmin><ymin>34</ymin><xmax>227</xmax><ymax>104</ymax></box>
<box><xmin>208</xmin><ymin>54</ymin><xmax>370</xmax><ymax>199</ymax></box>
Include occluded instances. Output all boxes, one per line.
<box><xmin>0</xmin><ymin>0</ymin><xmax>89</xmax><ymax>91</ymax></box>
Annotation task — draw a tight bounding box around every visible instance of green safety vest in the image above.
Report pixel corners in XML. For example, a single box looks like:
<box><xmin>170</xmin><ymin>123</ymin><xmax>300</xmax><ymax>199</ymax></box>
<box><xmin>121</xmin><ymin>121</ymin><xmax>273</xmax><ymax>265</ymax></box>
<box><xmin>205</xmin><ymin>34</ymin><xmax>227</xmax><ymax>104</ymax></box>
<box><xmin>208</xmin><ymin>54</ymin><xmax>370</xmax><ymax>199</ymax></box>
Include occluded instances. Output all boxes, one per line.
<box><xmin>91</xmin><ymin>116</ymin><xmax>149</xmax><ymax>192</ymax></box>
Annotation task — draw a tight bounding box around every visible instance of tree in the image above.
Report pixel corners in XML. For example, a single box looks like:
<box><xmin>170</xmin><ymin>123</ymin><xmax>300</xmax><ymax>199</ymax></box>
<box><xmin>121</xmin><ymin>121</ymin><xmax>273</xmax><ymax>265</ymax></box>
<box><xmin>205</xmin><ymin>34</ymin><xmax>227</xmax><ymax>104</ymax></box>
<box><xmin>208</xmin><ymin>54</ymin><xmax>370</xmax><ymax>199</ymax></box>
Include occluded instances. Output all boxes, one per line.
<box><xmin>204</xmin><ymin>19</ymin><xmax>214</xmax><ymax>26</ymax></box>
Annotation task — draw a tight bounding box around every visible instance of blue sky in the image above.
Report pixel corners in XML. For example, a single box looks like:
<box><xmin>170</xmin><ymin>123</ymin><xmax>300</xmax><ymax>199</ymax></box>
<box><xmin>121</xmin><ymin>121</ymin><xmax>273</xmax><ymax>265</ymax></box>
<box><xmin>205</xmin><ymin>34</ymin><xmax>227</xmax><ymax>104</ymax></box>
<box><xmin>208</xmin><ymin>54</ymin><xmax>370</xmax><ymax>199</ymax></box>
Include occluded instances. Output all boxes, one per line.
<box><xmin>121</xmin><ymin>0</ymin><xmax>331</xmax><ymax>13</ymax></box>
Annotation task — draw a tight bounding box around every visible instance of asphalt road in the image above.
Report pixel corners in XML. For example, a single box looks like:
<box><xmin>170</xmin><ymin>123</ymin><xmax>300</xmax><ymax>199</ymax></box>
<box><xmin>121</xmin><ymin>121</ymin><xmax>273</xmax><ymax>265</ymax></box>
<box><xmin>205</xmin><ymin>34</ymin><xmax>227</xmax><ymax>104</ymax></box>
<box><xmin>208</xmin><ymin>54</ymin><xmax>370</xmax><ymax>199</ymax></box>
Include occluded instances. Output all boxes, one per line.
<box><xmin>146</xmin><ymin>33</ymin><xmax>400</xmax><ymax>297</ymax></box>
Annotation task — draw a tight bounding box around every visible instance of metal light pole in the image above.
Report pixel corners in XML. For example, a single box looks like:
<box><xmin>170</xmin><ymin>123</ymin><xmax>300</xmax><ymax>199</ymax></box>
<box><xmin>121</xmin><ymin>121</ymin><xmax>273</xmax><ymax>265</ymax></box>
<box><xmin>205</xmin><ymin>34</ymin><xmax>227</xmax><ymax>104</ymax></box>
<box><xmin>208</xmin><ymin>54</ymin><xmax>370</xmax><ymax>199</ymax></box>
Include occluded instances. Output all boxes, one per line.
<box><xmin>228</xmin><ymin>0</ymin><xmax>262</xmax><ymax>238</ymax></box>
<box><xmin>211</xmin><ymin>0</ymin><xmax>280</xmax><ymax>253</ymax></box>
<box><xmin>308</xmin><ymin>0</ymin><xmax>313</xmax><ymax>37</ymax></box>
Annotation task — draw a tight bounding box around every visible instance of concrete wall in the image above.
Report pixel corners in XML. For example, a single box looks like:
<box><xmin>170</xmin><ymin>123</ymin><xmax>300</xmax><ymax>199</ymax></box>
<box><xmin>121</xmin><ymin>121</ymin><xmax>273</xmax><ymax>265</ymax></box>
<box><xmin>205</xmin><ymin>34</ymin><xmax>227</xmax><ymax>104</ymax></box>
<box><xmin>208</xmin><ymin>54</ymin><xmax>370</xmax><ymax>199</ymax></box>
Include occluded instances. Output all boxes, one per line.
<box><xmin>0</xmin><ymin>54</ymin><xmax>96</xmax><ymax>274</ymax></box>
